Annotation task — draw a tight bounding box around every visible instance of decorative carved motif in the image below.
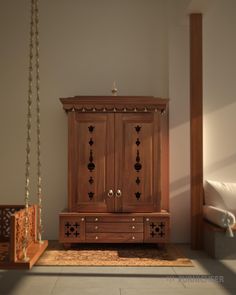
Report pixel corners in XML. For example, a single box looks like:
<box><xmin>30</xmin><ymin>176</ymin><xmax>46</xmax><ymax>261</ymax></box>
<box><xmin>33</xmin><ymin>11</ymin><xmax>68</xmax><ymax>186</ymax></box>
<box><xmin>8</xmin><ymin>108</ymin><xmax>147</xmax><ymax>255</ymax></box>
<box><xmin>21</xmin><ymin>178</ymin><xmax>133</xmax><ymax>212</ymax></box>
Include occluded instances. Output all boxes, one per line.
<box><xmin>134</xmin><ymin>150</ymin><xmax>142</xmax><ymax>172</ymax></box>
<box><xmin>64</xmin><ymin>221</ymin><xmax>80</xmax><ymax>238</ymax></box>
<box><xmin>135</xmin><ymin>125</ymin><xmax>141</xmax><ymax>133</ymax></box>
<box><xmin>88</xmin><ymin>192</ymin><xmax>94</xmax><ymax>200</ymax></box>
<box><xmin>14</xmin><ymin>206</ymin><xmax>36</xmax><ymax>260</ymax></box>
<box><xmin>136</xmin><ymin>177</ymin><xmax>141</xmax><ymax>185</ymax></box>
<box><xmin>89</xmin><ymin>176</ymin><xmax>94</xmax><ymax>184</ymax></box>
<box><xmin>0</xmin><ymin>242</ymin><xmax>9</xmax><ymax>262</ymax></box>
<box><xmin>89</xmin><ymin>138</ymin><xmax>94</xmax><ymax>146</ymax></box>
<box><xmin>149</xmin><ymin>221</ymin><xmax>166</xmax><ymax>239</ymax></box>
<box><xmin>135</xmin><ymin>192</ymin><xmax>141</xmax><ymax>200</ymax></box>
<box><xmin>0</xmin><ymin>206</ymin><xmax>23</xmax><ymax>241</ymax></box>
<box><xmin>136</xmin><ymin>138</ymin><xmax>140</xmax><ymax>146</ymax></box>
<box><xmin>87</xmin><ymin>150</ymin><xmax>95</xmax><ymax>172</ymax></box>
<box><xmin>66</xmin><ymin>106</ymin><xmax>166</xmax><ymax>113</ymax></box>
<box><xmin>88</xmin><ymin>125</ymin><xmax>95</xmax><ymax>133</ymax></box>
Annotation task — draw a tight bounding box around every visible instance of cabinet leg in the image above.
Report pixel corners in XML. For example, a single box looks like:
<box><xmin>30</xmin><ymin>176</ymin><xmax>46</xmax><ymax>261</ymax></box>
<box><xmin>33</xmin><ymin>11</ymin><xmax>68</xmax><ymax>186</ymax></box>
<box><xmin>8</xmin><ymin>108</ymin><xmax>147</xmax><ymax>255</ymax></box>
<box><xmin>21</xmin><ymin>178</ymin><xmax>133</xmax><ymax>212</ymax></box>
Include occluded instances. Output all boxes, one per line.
<box><xmin>63</xmin><ymin>243</ymin><xmax>71</xmax><ymax>250</ymax></box>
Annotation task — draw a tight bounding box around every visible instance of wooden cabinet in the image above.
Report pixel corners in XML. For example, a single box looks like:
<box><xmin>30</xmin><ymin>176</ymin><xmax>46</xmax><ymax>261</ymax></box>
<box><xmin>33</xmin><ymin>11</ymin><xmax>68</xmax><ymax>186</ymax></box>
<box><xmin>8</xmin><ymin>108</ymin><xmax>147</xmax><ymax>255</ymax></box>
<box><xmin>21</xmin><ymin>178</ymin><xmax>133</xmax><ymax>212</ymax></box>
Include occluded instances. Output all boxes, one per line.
<box><xmin>59</xmin><ymin>96</ymin><xmax>170</xmax><ymax>245</ymax></box>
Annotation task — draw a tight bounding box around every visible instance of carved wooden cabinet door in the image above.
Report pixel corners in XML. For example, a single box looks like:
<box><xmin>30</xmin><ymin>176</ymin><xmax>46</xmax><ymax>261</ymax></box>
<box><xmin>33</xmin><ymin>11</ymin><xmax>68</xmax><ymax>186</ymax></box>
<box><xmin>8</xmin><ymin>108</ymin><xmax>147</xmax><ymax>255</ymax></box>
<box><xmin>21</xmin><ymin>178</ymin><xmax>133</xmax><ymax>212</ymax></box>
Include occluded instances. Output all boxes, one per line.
<box><xmin>68</xmin><ymin>112</ymin><xmax>114</xmax><ymax>212</ymax></box>
<box><xmin>114</xmin><ymin>113</ymin><xmax>160</xmax><ymax>213</ymax></box>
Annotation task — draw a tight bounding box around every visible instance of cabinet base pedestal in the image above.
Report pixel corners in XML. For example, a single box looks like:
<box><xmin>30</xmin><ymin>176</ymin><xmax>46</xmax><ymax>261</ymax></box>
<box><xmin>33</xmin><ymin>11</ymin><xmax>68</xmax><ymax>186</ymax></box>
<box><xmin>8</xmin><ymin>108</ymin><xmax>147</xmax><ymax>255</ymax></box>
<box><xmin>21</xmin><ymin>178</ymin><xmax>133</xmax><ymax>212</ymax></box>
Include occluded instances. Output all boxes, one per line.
<box><xmin>59</xmin><ymin>212</ymin><xmax>170</xmax><ymax>244</ymax></box>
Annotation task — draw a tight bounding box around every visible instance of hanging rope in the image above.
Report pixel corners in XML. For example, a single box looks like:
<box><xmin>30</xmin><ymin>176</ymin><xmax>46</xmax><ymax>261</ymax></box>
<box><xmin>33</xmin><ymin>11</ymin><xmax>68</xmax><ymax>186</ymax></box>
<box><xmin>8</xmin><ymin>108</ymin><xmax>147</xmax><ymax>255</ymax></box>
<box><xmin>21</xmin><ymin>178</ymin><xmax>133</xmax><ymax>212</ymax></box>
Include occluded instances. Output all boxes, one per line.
<box><xmin>23</xmin><ymin>0</ymin><xmax>43</xmax><ymax>261</ymax></box>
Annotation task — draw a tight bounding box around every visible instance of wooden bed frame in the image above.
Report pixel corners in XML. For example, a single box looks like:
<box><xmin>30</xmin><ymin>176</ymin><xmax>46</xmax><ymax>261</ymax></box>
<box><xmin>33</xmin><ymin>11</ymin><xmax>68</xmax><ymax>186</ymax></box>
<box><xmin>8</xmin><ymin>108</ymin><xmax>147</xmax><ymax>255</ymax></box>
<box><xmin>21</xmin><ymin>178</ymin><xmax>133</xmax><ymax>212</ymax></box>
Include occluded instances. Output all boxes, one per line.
<box><xmin>0</xmin><ymin>205</ymin><xmax>48</xmax><ymax>269</ymax></box>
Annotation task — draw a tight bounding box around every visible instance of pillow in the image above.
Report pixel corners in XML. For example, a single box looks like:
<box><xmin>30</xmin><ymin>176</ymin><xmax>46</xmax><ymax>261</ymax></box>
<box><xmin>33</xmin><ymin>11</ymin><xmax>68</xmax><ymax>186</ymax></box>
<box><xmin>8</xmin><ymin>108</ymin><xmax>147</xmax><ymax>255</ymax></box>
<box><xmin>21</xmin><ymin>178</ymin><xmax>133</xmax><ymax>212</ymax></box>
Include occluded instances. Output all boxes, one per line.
<box><xmin>203</xmin><ymin>205</ymin><xmax>235</xmax><ymax>228</ymax></box>
<box><xmin>204</xmin><ymin>180</ymin><xmax>236</xmax><ymax>216</ymax></box>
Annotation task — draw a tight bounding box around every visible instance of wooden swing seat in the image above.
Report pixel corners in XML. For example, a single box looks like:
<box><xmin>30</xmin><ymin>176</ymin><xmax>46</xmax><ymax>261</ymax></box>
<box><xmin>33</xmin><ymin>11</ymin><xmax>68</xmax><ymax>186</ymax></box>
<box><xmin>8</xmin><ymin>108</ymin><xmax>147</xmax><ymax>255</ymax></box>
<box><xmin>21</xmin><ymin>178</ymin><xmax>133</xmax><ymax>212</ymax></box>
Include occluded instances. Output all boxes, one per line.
<box><xmin>0</xmin><ymin>205</ymin><xmax>48</xmax><ymax>269</ymax></box>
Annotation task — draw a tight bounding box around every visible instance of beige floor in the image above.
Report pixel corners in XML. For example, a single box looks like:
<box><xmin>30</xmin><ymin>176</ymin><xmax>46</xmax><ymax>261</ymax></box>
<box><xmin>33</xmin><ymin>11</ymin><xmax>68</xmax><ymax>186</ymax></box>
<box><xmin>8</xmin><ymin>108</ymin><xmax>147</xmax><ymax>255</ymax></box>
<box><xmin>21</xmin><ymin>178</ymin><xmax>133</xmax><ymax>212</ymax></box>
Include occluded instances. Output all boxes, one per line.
<box><xmin>0</xmin><ymin>244</ymin><xmax>235</xmax><ymax>295</ymax></box>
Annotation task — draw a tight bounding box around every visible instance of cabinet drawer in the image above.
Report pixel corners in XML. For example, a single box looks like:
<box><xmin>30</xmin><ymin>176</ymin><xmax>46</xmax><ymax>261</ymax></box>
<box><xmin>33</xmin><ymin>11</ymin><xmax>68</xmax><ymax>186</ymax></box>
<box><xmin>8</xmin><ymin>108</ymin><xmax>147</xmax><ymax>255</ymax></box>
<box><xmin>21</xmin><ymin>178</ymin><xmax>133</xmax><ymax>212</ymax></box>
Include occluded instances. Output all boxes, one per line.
<box><xmin>86</xmin><ymin>216</ymin><xmax>143</xmax><ymax>223</ymax></box>
<box><xmin>86</xmin><ymin>222</ymin><xmax>143</xmax><ymax>233</ymax></box>
<box><xmin>86</xmin><ymin>233</ymin><xmax>143</xmax><ymax>243</ymax></box>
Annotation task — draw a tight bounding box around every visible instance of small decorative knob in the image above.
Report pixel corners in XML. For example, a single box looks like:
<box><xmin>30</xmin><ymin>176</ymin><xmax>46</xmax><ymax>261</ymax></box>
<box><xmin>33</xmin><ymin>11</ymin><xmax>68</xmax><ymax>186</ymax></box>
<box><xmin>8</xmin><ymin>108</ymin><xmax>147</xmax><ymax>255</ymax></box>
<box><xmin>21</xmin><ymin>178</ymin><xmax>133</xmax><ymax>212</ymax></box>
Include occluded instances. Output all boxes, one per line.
<box><xmin>81</xmin><ymin>218</ymin><xmax>85</xmax><ymax>222</ymax></box>
<box><xmin>95</xmin><ymin>236</ymin><xmax>98</xmax><ymax>240</ymax></box>
<box><xmin>116</xmin><ymin>189</ymin><xmax>122</xmax><ymax>198</ymax></box>
<box><xmin>95</xmin><ymin>226</ymin><xmax>98</xmax><ymax>230</ymax></box>
<box><xmin>146</xmin><ymin>218</ymin><xmax>149</xmax><ymax>222</ymax></box>
<box><xmin>111</xmin><ymin>81</ymin><xmax>118</xmax><ymax>96</ymax></box>
<box><xmin>107</xmin><ymin>189</ymin><xmax>114</xmax><ymax>197</ymax></box>
<box><xmin>95</xmin><ymin>217</ymin><xmax>98</xmax><ymax>222</ymax></box>
<box><xmin>132</xmin><ymin>236</ymin><xmax>135</xmax><ymax>240</ymax></box>
<box><xmin>132</xmin><ymin>218</ymin><xmax>135</xmax><ymax>222</ymax></box>
<box><xmin>132</xmin><ymin>226</ymin><xmax>135</xmax><ymax>230</ymax></box>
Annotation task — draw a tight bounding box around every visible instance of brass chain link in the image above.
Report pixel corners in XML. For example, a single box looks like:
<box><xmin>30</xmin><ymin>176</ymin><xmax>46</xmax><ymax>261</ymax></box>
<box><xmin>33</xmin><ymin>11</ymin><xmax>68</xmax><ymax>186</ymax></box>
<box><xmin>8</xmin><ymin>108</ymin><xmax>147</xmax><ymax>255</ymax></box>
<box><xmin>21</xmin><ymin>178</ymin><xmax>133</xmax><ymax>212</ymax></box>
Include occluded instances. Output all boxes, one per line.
<box><xmin>35</xmin><ymin>0</ymin><xmax>43</xmax><ymax>244</ymax></box>
<box><xmin>23</xmin><ymin>0</ymin><xmax>43</xmax><ymax>260</ymax></box>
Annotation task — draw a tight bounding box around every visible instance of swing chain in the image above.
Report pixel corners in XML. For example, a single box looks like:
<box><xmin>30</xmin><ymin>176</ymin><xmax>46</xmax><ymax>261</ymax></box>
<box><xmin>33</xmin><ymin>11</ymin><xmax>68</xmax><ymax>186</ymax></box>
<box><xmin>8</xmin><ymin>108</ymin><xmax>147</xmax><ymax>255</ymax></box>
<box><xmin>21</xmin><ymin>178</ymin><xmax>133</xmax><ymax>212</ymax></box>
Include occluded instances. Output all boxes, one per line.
<box><xmin>23</xmin><ymin>0</ymin><xmax>43</xmax><ymax>261</ymax></box>
<box><xmin>35</xmin><ymin>0</ymin><xmax>43</xmax><ymax>244</ymax></box>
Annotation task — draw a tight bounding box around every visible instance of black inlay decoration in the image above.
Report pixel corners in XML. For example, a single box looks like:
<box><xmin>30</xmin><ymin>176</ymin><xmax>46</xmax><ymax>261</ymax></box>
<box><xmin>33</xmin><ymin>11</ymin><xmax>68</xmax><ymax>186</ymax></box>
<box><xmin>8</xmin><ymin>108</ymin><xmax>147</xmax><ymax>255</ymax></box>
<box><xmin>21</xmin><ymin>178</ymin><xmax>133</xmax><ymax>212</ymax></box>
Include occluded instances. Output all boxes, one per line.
<box><xmin>88</xmin><ymin>163</ymin><xmax>95</xmax><ymax>171</ymax></box>
<box><xmin>150</xmin><ymin>222</ymin><xmax>155</xmax><ymax>229</ymax></box>
<box><xmin>74</xmin><ymin>231</ymin><xmax>80</xmax><ymax>237</ymax></box>
<box><xmin>136</xmin><ymin>138</ymin><xmax>140</xmax><ymax>146</ymax></box>
<box><xmin>64</xmin><ymin>222</ymin><xmax>80</xmax><ymax>238</ymax></box>
<box><xmin>136</xmin><ymin>150</ymin><xmax>140</xmax><ymax>162</ymax></box>
<box><xmin>135</xmin><ymin>125</ymin><xmax>141</xmax><ymax>133</ymax></box>
<box><xmin>89</xmin><ymin>150</ymin><xmax>93</xmax><ymax>162</ymax></box>
<box><xmin>149</xmin><ymin>222</ymin><xmax>166</xmax><ymax>239</ymax></box>
<box><xmin>88</xmin><ymin>150</ymin><xmax>95</xmax><ymax>171</ymax></box>
<box><xmin>89</xmin><ymin>176</ymin><xmax>94</xmax><ymax>184</ymax></box>
<box><xmin>88</xmin><ymin>125</ymin><xmax>95</xmax><ymax>133</ymax></box>
<box><xmin>88</xmin><ymin>192</ymin><xmax>94</xmax><ymax>200</ymax></box>
<box><xmin>134</xmin><ymin>150</ymin><xmax>142</xmax><ymax>172</ymax></box>
<box><xmin>136</xmin><ymin>177</ymin><xmax>141</xmax><ymax>185</ymax></box>
<box><xmin>65</xmin><ymin>222</ymin><xmax>71</xmax><ymax>228</ymax></box>
<box><xmin>135</xmin><ymin>192</ymin><xmax>141</xmax><ymax>200</ymax></box>
<box><xmin>65</xmin><ymin>231</ymin><xmax>71</xmax><ymax>237</ymax></box>
<box><xmin>134</xmin><ymin>163</ymin><xmax>142</xmax><ymax>171</ymax></box>
<box><xmin>89</xmin><ymin>138</ymin><xmax>94</xmax><ymax>146</ymax></box>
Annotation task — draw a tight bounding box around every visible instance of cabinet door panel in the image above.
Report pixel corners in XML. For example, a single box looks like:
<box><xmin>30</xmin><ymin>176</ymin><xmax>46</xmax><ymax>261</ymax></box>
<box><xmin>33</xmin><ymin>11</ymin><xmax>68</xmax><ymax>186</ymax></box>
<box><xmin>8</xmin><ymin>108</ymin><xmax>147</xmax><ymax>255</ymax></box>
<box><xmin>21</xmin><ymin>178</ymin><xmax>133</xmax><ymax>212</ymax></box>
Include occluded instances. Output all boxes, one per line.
<box><xmin>70</xmin><ymin>113</ymin><xmax>114</xmax><ymax>212</ymax></box>
<box><xmin>115</xmin><ymin>113</ymin><xmax>160</xmax><ymax>212</ymax></box>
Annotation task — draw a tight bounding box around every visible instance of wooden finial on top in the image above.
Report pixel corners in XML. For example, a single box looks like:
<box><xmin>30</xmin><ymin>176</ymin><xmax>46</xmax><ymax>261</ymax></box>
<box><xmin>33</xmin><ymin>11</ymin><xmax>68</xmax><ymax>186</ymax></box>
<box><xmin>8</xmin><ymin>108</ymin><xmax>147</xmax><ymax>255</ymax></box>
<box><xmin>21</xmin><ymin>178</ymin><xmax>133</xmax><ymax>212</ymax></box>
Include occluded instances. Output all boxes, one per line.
<box><xmin>111</xmin><ymin>81</ymin><xmax>118</xmax><ymax>96</ymax></box>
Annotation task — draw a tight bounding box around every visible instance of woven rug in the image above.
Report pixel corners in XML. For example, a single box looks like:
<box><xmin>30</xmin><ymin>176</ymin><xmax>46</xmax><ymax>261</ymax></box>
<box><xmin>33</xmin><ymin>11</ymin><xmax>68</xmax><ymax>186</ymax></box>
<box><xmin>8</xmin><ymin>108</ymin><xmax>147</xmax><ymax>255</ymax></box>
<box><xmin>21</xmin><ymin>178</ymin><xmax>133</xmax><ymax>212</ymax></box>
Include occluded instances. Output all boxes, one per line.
<box><xmin>36</xmin><ymin>241</ymin><xmax>193</xmax><ymax>267</ymax></box>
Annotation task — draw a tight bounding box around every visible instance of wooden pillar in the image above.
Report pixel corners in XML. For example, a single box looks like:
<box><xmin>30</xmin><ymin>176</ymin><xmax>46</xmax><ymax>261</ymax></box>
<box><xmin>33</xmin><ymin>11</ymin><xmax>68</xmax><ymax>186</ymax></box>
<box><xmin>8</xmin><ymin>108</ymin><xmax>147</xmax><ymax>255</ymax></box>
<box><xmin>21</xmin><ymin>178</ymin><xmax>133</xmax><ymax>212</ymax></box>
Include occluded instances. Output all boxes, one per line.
<box><xmin>190</xmin><ymin>13</ymin><xmax>203</xmax><ymax>249</ymax></box>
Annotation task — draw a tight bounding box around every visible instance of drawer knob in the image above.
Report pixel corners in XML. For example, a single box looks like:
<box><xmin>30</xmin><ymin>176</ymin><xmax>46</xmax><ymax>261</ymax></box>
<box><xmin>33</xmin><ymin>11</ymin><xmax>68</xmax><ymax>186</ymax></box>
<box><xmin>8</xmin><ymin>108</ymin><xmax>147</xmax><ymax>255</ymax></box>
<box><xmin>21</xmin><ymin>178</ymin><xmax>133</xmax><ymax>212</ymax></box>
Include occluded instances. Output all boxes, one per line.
<box><xmin>132</xmin><ymin>226</ymin><xmax>135</xmax><ymax>229</ymax></box>
<box><xmin>95</xmin><ymin>218</ymin><xmax>98</xmax><ymax>222</ymax></box>
<box><xmin>81</xmin><ymin>218</ymin><xmax>85</xmax><ymax>221</ymax></box>
<box><xmin>132</xmin><ymin>236</ymin><xmax>135</xmax><ymax>240</ymax></box>
<box><xmin>146</xmin><ymin>218</ymin><xmax>150</xmax><ymax>222</ymax></box>
<box><xmin>132</xmin><ymin>218</ymin><xmax>135</xmax><ymax>221</ymax></box>
<box><xmin>95</xmin><ymin>226</ymin><xmax>98</xmax><ymax>230</ymax></box>
<box><xmin>95</xmin><ymin>236</ymin><xmax>98</xmax><ymax>240</ymax></box>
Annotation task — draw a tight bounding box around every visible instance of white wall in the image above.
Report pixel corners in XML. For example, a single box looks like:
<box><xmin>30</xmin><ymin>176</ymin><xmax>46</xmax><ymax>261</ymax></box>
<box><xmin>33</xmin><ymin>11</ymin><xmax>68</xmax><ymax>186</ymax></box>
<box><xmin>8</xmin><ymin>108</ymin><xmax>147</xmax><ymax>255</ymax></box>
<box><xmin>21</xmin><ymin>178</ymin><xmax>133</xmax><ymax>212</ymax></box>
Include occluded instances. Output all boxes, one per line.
<box><xmin>4</xmin><ymin>0</ymin><xmax>232</xmax><ymax>243</ymax></box>
<box><xmin>203</xmin><ymin>0</ymin><xmax>236</xmax><ymax>182</ymax></box>
<box><xmin>168</xmin><ymin>0</ymin><xmax>191</xmax><ymax>243</ymax></box>
<box><xmin>0</xmin><ymin>0</ymin><xmax>173</xmax><ymax>240</ymax></box>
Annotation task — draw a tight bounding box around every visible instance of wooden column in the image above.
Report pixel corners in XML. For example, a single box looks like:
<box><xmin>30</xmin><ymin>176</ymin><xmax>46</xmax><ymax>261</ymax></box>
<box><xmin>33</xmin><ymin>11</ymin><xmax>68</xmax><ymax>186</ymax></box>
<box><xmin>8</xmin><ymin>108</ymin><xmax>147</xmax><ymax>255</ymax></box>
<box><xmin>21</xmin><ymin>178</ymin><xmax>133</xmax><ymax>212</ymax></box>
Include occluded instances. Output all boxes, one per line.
<box><xmin>190</xmin><ymin>13</ymin><xmax>203</xmax><ymax>249</ymax></box>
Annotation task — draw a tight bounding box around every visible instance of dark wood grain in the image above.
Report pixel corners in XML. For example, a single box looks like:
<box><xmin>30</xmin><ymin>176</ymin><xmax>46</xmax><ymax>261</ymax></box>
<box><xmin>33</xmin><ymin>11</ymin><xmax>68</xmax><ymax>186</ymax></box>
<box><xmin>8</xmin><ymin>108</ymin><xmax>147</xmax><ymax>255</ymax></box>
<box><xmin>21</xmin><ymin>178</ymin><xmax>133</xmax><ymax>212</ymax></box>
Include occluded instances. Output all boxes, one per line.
<box><xmin>190</xmin><ymin>13</ymin><xmax>203</xmax><ymax>250</ymax></box>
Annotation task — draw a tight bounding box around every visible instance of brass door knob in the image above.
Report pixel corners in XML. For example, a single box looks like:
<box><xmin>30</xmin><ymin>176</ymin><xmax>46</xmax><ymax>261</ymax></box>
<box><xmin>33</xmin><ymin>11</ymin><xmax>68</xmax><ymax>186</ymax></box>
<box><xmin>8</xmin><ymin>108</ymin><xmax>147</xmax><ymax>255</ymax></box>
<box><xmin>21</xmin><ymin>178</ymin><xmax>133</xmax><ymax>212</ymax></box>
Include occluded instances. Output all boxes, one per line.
<box><xmin>107</xmin><ymin>189</ymin><xmax>114</xmax><ymax>197</ymax></box>
<box><xmin>116</xmin><ymin>189</ymin><xmax>122</xmax><ymax>198</ymax></box>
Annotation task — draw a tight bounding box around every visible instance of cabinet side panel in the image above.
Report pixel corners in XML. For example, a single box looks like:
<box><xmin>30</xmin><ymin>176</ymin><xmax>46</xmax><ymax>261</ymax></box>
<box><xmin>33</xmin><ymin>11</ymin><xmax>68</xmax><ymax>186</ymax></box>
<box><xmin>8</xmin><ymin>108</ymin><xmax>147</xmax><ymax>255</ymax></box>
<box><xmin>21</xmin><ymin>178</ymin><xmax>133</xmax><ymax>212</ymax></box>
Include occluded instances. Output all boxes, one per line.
<box><xmin>160</xmin><ymin>107</ymin><xmax>169</xmax><ymax>211</ymax></box>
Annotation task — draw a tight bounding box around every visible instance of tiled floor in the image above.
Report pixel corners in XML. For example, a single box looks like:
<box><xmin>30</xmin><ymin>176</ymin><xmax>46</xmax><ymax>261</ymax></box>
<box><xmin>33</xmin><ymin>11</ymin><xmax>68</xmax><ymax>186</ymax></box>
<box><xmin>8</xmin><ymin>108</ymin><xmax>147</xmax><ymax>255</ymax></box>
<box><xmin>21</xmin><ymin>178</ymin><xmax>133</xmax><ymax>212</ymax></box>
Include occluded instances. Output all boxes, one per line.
<box><xmin>0</xmin><ymin>245</ymin><xmax>235</xmax><ymax>295</ymax></box>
